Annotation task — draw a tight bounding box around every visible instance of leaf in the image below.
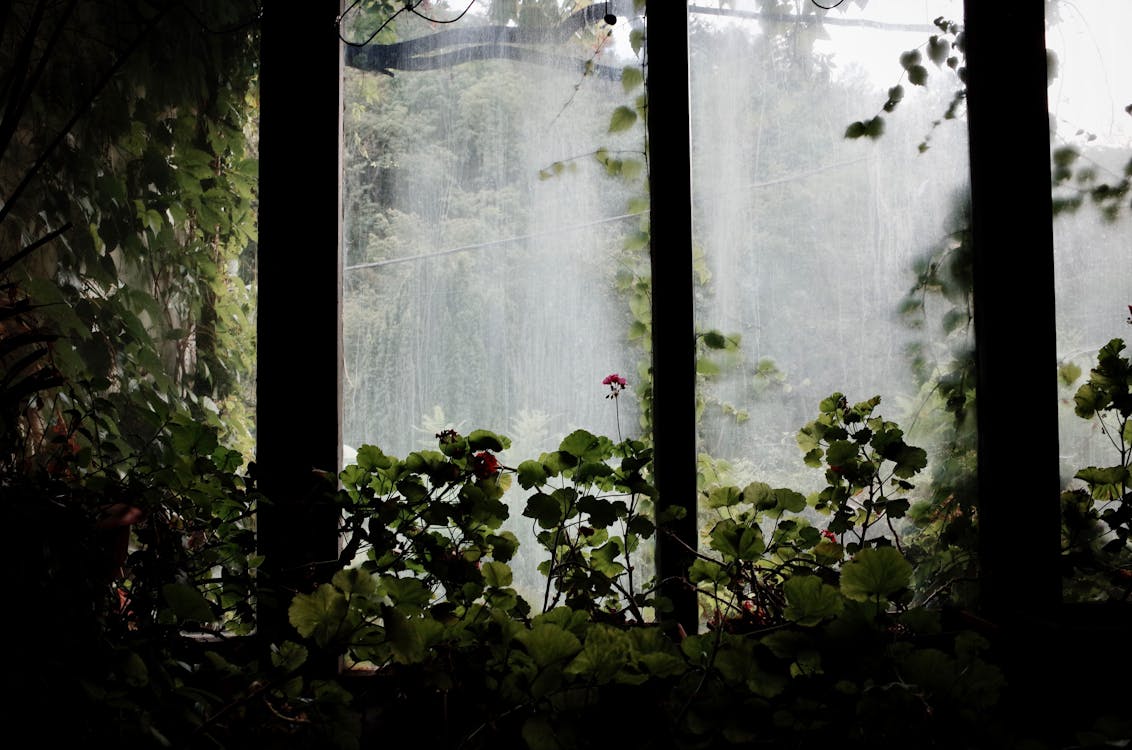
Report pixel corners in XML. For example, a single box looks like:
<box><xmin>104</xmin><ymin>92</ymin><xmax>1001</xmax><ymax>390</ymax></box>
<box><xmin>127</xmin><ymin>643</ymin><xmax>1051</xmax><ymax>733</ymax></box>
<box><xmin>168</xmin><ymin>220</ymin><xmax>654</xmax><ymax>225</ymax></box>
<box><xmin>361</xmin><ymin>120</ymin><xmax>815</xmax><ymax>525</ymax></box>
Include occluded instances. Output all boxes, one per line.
<box><xmin>524</xmin><ymin>491</ymin><xmax>564</xmax><ymax>529</ymax></box>
<box><xmin>481</xmin><ymin>560</ymin><xmax>513</xmax><ymax>588</ymax></box>
<box><xmin>332</xmin><ymin>567</ymin><xmax>376</xmax><ymax>596</ymax></box>
<box><xmin>707</xmin><ymin>485</ymin><xmax>743</xmax><ymax>508</ymax></box>
<box><xmin>609</xmin><ymin>105</ymin><xmax>638</xmax><ymax>133</ymax></box>
<box><xmin>688</xmin><ymin>558</ymin><xmax>728</xmax><ymax>584</ymax></box>
<box><xmin>517</xmin><ymin>623</ymin><xmax>582</xmax><ymax>667</ymax></box>
<box><xmin>559</xmin><ymin>429</ymin><xmax>607</xmax><ymax>461</ymax></box>
<box><xmin>621</xmin><ymin>66</ymin><xmax>644</xmax><ymax>93</ymax></box>
<box><xmin>774</xmin><ymin>488</ymin><xmax>807</xmax><ymax>513</ymax></box>
<box><xmin>1058</xmin><ymin>362</ymin><xmax>1083</xmax><ymax>387</ymax></box>
<box><xmin>702</xmin><ymin>330</ymin><xmax>728</xmax><ymax>349</ymax></box>
<box><xmin>289</xmin><ymin>584</ymin><xmax>348</xmax><ymax>643</ymax></box>
<box><xmin>928</xmin><ymin>35</ymin><xmax>951</xmax><ymax>66</ymax></box>
<box><xmin>517</xmin><ymin>459</ymin><xmax>548</xmax><ymax>489</ymax></box>
<box><xmin>381</xmin><ymin>604</ymin><xmax>425</xmax><ymax>664</ymax></box>
<box><xmin>784</xmin><ymin>576</ymin><xmax>844</xmax><ymax>626</ymax></box>
<box><xmin>522</xmin><ymin>718</ymin><xmax>564</xmax><ymax>750</ymax></box>
<box><xmin>162</xmin><ymin>583</ymin><xmax>216</xmax><ymax>623</ymax></box>
<box><xmin>908</xmin><ymin>64</ymin><xmax>929</xmax><ymax>86</ymax></box>
<box><xmin>840</xmin><ymin>547</ymin><xmax>912</xmax><ymax>601</ymax></box>
<box><xmin>590</xmin><ymin>540</ymin><xmax>626</xmax><ymax>577</ymax></box>
<box><xmin>468</xmin><ymin>429</ymin><xmax>508</xmax><ymax>451</ymax></box>
<box><xmin>709</xmin><ymin>519</ymin><xmax>764</xmax><ymax>561</ymax></box>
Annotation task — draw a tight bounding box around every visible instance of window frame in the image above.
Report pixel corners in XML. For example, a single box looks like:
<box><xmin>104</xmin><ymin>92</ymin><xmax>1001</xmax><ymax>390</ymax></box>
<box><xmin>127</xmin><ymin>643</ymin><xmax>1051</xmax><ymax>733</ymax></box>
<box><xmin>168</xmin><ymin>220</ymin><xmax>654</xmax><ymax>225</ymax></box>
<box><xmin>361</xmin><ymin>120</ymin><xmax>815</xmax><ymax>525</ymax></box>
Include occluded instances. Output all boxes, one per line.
<box><xmin>255</xmin><ymin>0</ymin><xmax>1129</xmax><ymax>654</ymax></box>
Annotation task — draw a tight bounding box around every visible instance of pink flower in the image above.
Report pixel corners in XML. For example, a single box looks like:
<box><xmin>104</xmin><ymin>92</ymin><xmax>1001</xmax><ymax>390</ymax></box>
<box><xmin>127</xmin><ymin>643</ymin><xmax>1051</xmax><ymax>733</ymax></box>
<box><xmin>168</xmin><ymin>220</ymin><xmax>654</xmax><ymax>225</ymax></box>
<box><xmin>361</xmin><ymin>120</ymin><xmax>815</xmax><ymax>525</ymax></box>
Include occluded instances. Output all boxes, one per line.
<box><xmin>820</xmin><ymin>529</ymin><xmax>837</xmax><ymax>543</ymax></box>
<box><xmin>602</xmin><ymin>373</ymin><xmax>628</xmax><ymax>399</ymax></box>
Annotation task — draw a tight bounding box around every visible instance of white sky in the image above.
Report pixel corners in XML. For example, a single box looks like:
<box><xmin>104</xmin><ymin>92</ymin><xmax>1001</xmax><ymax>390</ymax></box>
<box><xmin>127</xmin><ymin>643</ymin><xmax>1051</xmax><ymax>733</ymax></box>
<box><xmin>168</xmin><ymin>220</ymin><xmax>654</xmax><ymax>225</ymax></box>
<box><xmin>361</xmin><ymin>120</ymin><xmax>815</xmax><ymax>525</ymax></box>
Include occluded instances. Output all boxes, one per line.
<box><xmin>653</xmin><ymin>0</ymin><xmax>1132</xmax><ymax>147</ymax></box>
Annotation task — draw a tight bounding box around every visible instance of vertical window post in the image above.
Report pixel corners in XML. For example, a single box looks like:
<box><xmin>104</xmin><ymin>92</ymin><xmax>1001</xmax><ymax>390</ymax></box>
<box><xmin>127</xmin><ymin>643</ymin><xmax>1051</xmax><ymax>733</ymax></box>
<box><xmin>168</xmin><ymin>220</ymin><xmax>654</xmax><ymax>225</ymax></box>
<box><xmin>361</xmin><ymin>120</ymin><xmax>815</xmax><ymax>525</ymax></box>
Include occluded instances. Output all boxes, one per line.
<box><xmin>256</xmin><ymin>2</ymin><xmax>344</xmax><ymax>656</ymax></box>
<box><xmin>964</xmin><ymin>2</ymin><xmax>1061</xmax><ymax>622</ymax></box>
<box><xmin>645</xmin><ymin>1</ymin><xmax>698</xmax><ymax>633</ymax></box>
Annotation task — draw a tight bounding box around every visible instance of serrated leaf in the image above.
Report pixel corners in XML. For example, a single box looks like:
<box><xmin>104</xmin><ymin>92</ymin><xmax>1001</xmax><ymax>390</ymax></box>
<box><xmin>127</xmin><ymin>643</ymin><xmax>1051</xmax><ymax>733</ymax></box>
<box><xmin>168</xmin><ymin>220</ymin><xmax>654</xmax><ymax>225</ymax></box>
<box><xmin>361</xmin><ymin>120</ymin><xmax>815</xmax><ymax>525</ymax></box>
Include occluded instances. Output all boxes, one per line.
<box><xmin>784</xmin><ymin>576</ymin><xmax>844</xmax><ymax>627</ymax></box>
<box><xmin>481</xmin><ymin>560</ymin><xmax>513</xmax><ymax>588</ymax></box>
<box><xmin>517</xmin><ymin>624</ymin><xmax>582</xmax><ymax>667</ymax></box>
<box><xmin>707</xmin><ymin>485</ymin><xmax>743</xmax><ymax>508</ymax></box>
<box><xmin>332</xmin><ymin>567</ymin><xmax>376</xmax><ymax>596</ymax></box>
<box><xmin>840</xmin><ymin>547</ymin><xmax>912</xmax><ymax>601</ymax></box>
<box><xmin>289</xmin><ymin>584</ymin><xmax>347</xmax><ymax>642</ymax></box>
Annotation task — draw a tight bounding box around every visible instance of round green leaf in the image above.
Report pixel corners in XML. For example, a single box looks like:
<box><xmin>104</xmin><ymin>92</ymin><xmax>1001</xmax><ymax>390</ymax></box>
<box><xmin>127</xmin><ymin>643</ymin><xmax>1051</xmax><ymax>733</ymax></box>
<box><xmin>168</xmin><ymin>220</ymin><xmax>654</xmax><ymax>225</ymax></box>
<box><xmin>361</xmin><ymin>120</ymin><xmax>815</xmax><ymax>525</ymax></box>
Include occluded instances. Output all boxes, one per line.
<box><xmin>840</xmin><ymin>547</ymin><xmax>913</xmax><ymax>601</ymax></box>
<box><xmin>783</xmin><ymin>575</ymin><xmax>843</xmax><ymax>626</ymax></box>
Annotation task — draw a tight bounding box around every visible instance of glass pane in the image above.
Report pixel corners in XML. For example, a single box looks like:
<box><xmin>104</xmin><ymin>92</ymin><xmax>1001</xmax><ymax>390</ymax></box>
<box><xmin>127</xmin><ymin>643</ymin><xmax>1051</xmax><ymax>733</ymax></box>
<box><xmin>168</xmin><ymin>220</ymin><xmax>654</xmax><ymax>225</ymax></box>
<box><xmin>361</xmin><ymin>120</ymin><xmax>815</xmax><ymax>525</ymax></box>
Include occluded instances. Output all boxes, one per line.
<box><xmin>340</xmin><ymin>4</ymin><xmax>649</xmax><ymax>606</ymax></box>
<box><xmin>1047</xmin><ymin>1</ymin><xmax>1132</xmax><ymax>602</ymax></box>
<box><xmin>689</xmin><ymin>1</ymin><xmax>976</xmax><ymax>612</ymax></box>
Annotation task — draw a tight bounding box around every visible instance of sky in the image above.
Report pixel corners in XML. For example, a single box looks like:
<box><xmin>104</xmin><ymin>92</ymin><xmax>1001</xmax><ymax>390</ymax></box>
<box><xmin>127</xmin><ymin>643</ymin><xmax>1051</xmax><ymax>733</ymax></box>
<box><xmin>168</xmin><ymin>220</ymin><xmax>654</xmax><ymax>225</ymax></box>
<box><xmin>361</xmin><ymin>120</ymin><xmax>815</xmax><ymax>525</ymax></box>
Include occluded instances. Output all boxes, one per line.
<box><xmin>610</xmin><ymin>0</ymin><xmax>1132</xmax><ymax>147</ymax></box>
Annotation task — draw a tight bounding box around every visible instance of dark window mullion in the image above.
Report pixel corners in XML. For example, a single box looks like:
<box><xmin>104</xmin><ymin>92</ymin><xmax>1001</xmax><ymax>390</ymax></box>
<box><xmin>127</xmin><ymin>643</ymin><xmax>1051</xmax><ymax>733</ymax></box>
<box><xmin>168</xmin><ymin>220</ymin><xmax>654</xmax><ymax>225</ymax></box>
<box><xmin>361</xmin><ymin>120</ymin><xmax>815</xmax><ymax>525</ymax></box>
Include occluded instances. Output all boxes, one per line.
<box><xmin>645</xmin><ymin>1</ymin><xmax>699</xmax><ymax>634</ymax></box>
<box><xmin>964</xmin><ymin>2</ymin><xmax>1061</xmax><ymax>622</ymax></box>
<box><xmin>256</xmin><ymin>2</ymin><xmax>344</xmax><ymax>661</ymax></box>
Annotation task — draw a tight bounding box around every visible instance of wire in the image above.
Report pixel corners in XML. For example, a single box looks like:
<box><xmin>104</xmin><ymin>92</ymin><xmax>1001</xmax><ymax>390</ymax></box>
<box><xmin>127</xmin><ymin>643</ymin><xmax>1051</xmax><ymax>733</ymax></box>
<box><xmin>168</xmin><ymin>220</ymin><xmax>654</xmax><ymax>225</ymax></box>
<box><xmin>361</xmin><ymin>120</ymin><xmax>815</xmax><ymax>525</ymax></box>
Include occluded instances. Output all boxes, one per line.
<box><xmin>338</xmin><ymin>0</ymin><xmax>477</xmax><ymax>48</ymax></box>
<box><xmin>811</xmin><ymin>0</ymin><xmax>847</xmax><ymax>9</ymax></box>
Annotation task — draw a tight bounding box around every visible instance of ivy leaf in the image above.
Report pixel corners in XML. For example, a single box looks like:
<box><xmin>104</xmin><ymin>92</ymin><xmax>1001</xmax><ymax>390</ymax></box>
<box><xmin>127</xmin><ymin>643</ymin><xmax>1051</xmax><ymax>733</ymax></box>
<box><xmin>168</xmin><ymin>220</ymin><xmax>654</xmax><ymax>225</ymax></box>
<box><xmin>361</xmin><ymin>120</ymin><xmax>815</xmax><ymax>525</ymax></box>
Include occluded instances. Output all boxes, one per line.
<box><xmin>840</xmin><ymin>547</ymin><xmax>912</xmax><ymax>601</ymax></box>
<box><xmin>907</xmin><ymin>64</ymin><xmax>929</xmax><ymax>86</ymax></box>
<box><xmin>609</xmin><ymin>105</ymin><xmax>638</xmax><ymax>133</ymax></box>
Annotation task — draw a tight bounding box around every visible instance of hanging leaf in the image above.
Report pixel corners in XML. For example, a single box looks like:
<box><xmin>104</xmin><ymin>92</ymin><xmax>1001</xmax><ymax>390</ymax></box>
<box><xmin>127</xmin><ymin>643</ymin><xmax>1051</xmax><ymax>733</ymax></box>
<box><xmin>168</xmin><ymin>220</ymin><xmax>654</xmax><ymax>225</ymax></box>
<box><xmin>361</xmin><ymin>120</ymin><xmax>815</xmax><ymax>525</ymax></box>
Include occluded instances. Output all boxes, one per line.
<box><xmin>621</xmin><ymin>66</ymin><xmax>644</xmax><ymax>93</ymax></box>
<box><xmin>609</xmin><ymin>105</ymin><xmax>638</xmax><ymax>133</ymax></box>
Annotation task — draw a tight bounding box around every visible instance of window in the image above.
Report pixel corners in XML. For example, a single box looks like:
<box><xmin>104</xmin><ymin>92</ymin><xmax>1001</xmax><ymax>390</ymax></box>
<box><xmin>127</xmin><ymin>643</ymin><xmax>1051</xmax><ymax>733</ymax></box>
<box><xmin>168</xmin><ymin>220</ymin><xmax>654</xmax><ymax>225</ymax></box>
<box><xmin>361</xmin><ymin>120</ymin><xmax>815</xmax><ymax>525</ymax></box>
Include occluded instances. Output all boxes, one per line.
<box><xmin>256</xmin><ymin>1</ymin><xmax>1126</xmax><ymax>639</ymax></box>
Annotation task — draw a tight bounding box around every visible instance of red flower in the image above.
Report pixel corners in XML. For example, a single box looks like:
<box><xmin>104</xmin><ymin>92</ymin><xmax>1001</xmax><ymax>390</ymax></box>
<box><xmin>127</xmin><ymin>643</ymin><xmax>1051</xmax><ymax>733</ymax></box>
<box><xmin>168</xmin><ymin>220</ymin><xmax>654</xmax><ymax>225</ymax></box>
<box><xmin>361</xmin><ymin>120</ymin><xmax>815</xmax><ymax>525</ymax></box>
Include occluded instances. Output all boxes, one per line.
<box><xmin>471</xmin><ymin>451</ymin><xmax>500</xmax><ymax>479</ymax></box>
<box><xmin>820</xmin><ymin>529</ymin><xmax>837</xmax><ymax>543</ymax></box>
<box><xmin>602</xmin><ymin>373</ymin><xmax>628</xmax><ymax>398</ymax></box>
